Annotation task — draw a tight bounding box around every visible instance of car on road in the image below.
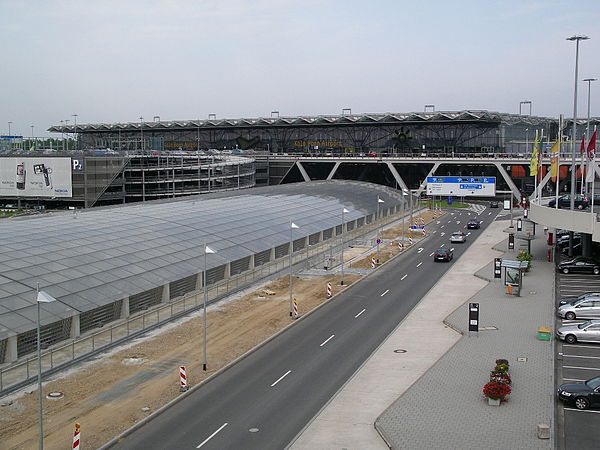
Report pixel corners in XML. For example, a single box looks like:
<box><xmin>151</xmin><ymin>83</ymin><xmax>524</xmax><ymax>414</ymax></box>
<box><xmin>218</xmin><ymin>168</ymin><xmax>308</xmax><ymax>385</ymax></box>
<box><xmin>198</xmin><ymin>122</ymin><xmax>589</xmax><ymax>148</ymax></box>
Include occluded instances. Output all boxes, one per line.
<box><xmin>489</xmin><ymin>201</ymin><xmax>499</xmax><ymax>208</ymax></box>
<box><xmin>548</xmin><ymin>194</ymin><xmax>589</xmax><ymax>209</ymax></box>
<box><xmin>557</xmin><ymin>298</ymin><xmax>600</xmax><ymax>320</ymax></box>
<box><xmin>558</xmin><ymin>257</ymin><xmax>600</xmax><ymax>275</ymax></box>
<box><xmin>557</xmin><ymin>376</ymin><xmax>600</xmax><ymax>410</ymax></box>
<box><xmin>559</xmin><ymin>292</ymin><xmax>600</xmax><ymax>306</ymax></box>
<box><xmin>556</xmin><ymin>320</ymin><xmax>600</xmax><ymax>344</ymax></box>
<box><xmin>450</xmin><ymin>231</ymin><xmax>467</xmax><ymax>243</ymax></box>
<box><xmin>433</xmin><ymin>248</ymin><xmax>453</xmax><ymax>262</ymax></box>
<box><xmin>467</xmin><ymin>219</ymin><xmax>480</xmax><ymax>229</ymax></box>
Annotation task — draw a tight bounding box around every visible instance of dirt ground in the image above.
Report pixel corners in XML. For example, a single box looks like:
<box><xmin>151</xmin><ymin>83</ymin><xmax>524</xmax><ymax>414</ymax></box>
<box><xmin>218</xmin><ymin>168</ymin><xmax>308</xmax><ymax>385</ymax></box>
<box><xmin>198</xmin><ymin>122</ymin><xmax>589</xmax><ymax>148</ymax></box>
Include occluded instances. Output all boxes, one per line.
<box><xmin>0</xmin><ymin>209</ymin><xmax>443</xmax><ymax>450</ymax></box>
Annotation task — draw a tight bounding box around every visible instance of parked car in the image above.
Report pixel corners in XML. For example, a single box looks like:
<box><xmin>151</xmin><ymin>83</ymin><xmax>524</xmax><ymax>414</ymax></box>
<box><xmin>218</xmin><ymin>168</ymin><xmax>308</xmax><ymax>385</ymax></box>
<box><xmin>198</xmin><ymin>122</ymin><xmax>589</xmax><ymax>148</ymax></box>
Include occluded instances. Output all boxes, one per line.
<box><xmin>556</xmin><ymin>320</ymin><xmax>600</xmax><ymax>344</ymax></box>
<box><xmin>489</xmin><ymin>201</ymin><xmax>499</xmax><ymax>208</ymax></box>
<box><xmin>548</xmin><ymin>194</ymin><xmax>589</xmax><ymax>209</ymax></box>
<box><xmin>450</xmin><ymin>231</ymin><xmax>467</xmax><ymax>243</ymax></box>
<box><xmin>557</xmin><ymin>233</ymin><xmax>582</xmax><ymax>248</ymax></box>
<box><xmin>557</xmin><ymin>376</ymin><xmax>600</xmax><ymax>410</ymax></box>
<box><xmin>467</xmin><ymin>219</ymin><xmax>480</xmax><ymax>229</ymax></box>
<box><xmin>433</xmin><ymin>248</ymin><xmax>453</xmax><ymax>262</ymax></box>
<box><xmin>557</xmin><ymin>298</ymin><xmax>600</xmax><ymax>320</ymax></box>
<box><xmin>558</xmin><ymin>257</ymin><xmax>600</xmax><ymax>275</ymax></box>
<box><xmin>560</xmin><ymin>292</ymin><xmax>600</xmax><ymax>306</ymax></box>
<box><xmin>560</xmin><ymin>242</ymin><xmax>583</xmax><ymax>256</ymax></box>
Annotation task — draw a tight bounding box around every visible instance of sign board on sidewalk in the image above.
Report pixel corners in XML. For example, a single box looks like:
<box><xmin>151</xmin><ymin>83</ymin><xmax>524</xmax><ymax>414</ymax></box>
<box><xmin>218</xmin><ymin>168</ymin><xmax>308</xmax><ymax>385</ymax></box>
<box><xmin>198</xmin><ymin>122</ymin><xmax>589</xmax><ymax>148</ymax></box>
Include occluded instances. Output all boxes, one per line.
<box><xmin>494</xmin><ymin>257</ymin><xmax>502</xmax><ymax>279</ymax></box>
<box><xmin>508</xmin><ymin>233</ymin><xmax>514</xmax><ymax>250</ymax></box>
<box><xmin>469</xmin><ymin>302</ymin><xmax>479</xmax><ymax>332</ymax></box>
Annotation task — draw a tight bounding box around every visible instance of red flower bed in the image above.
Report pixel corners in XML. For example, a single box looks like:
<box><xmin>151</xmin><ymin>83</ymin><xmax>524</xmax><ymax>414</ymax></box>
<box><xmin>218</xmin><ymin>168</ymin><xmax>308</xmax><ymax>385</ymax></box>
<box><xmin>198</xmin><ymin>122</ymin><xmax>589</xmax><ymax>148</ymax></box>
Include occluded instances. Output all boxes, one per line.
<box><xmin>483</xmin><ymin>381</ymin><xmax>511</xmax><ymax>400</ymax></box>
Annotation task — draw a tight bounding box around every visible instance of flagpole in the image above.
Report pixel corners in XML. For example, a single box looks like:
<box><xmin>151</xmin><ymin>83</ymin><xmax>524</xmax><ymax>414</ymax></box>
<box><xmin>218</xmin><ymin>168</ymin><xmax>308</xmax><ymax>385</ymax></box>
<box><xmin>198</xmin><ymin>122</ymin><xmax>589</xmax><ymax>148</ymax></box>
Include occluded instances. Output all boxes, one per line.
<box><xmin>581</xmin><ymin>133</ymin><xmax>586</xmax><ymax>195</ymax></box>
<box><xmin>532</xmin><ymin>130</ymin><xmax>538</xmax><ymax>204</ymax></box>
<box><xmin>36</xmin><ymin>282</ymin><xmax>44</xmax><ymax>450</ymax></box>
<box><xmin>538</xmin><ymin>128</ymin><xmax>544</xmax><ymax>205</ymax></box>
<box><xmin>556</xmin><ymin>115</ymin><xmax>563</xmax><ymax>208</ymax></box>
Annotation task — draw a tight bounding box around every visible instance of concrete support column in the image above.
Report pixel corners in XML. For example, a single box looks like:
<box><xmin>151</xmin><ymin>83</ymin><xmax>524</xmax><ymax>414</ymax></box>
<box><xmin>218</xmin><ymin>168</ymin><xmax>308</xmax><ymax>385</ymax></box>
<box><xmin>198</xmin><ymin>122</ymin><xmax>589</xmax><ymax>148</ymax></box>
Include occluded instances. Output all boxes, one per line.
<box><xmin>224</xmin><ymin>263</ymin><xmax>231</xmax><ymax>279</ymax></box>
<box><xmin>195</xmin><ymin>272</ymin><xmax>203</xmax><ymax>291</ymax></box>
<box><xmin>70</xmin><ymin>313</ymin><xmax>81</xmax><ymax>338</ymax></box>
<box><xmin>162</xmin><ymin>283</ymin><xmax>170</xmax><ymax>302</ymax></box>
<box><xmin>249</xmin><ymin>253</ymin><xmax>255</xmax><ymax>270</ymax></box>
<box><xmin>6</xmin><ymin>335</ymin><xmax>18</xmax><ymax>363</ymax></box>
<box><xmin>121</xmin><ymin>296</ymin><xmax>130</xmax><ymax>319</ymax></box>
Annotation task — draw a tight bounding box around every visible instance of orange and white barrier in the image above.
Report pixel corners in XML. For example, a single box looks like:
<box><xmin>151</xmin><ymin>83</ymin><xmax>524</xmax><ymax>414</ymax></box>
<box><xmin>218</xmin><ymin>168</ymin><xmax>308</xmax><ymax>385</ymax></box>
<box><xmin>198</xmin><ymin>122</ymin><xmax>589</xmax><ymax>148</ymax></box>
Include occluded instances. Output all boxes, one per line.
<box><xmin>326</xmin><ymin>282</ymin><xmax>332</xmax><ymax>298</ymax></box>
<box><xmin>293</xmin><ymin>297</ymin><xmax>298</xmax><ymax>317</ymax></box>
<box><xmin>72</xmin><ymin>423</ymin><xmax>81</xmax><ymax>450</ymax></box>
<box><xmin>179</xmin><ymin>366</ymin><xmax>188</xmax><ymax>391</ymax></box>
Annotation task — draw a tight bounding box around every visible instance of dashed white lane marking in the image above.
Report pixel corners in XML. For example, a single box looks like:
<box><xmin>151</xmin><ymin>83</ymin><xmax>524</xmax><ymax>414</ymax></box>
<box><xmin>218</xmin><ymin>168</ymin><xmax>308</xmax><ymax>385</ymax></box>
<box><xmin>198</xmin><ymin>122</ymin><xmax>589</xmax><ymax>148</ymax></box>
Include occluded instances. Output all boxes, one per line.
<box><xmin>320</xmin><ymin>335</ymin><xmax>335</xmax><ymax>347</ymax></box>
<box><xmin>417</xmin><ymin>262</ymin><xmax>422</xmax><ymax>267</ymax></box>
<box><xmin>197</xmin><ymin>423</ymin><xmax>229</xmax><ymax>448</ymax></box>
<box><xmin>401</xmin><ymin>274</ymin><xmax>407</xmax><ymax>280</ymax></box>
<box><xmin>418</xmin><ymin>248</ymin><xmax>423</xmax><ymax>253</ymax></box>
<box><xmin>450</xmin><ymin>247</ymin><xmax>455</xmax><ymax>251</ymax></box>
<box><xmin>381</xmin><ymin>289</ymin><xmax>389</xmax><ymax>297</ymax></box>
<box><xmin>440</xmin><ymin>232</ymin><xmax>445</xmax><ymax>236</ymax></box>
<box><xmin>429</xmin><ymin>252</ymin><xmax>434</xmax><ymax>256</ymax></box>
<box><xmin>270</xmin><ymin>370</ymin><xmax>292</xmax><ymax>387</ymax></box>
<box><xmin>355</xmin><ymin>308</ymin><xmax>366</xmax><ymax>318</ymax></box>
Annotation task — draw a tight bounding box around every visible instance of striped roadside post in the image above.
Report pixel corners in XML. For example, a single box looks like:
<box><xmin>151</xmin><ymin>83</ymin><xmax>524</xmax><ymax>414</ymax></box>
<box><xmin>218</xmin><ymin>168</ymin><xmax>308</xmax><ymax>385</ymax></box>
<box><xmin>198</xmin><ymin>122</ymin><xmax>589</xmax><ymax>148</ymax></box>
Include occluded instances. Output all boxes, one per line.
<box><xmin>179</xmin><ymin>366</ymin><xmax>188</xmax><ymax>392</ymax></box>
<box><xmin>371</xmin><ymin>257</ymin><xmax>376</xmax><ymax>268</ymax></box>
<box><xmin>293</xmin><ymin>297</ymin><xmax>298</xmax><ymax>317</ymax></box>
<box><xmin>72</xmin><ymin>423</ymin><xmax>81</xmax><ymax>450</ymax></box>
<box><xmin>422</xmin><ymin>228</ymin><xmax>426</xmax><ymax>236</ymax></box>
<box><xmin>409</xmin><ymin>237</ymin><xmax>413</xmax><ymax>246</ymax></box>
<box><xmin>326</xmin><ymin>282</ymin><xmax>332</xmax><ymax>298</ymax></box>
<box><xmin>398</xmin><ymin>241</ymin><xmax>403</xmax><ymax>250</ymax></box>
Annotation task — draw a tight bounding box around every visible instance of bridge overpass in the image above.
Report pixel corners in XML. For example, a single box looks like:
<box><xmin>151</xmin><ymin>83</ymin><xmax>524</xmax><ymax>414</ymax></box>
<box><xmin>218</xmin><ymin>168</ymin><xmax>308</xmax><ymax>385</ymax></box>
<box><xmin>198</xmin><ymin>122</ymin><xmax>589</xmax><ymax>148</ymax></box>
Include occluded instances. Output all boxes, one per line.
<box><xmin>258</xmin><ymin>152</ymin><xmax>592</xmax><ymax>201</ymax></box>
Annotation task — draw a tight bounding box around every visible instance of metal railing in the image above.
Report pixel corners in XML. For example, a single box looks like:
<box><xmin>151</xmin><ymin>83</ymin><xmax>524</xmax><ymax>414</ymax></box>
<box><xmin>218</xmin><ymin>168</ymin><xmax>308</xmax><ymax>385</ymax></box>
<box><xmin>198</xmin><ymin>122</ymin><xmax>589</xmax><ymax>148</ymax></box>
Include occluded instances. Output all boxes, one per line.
<box><xmin>0</xmin><ymin>207</ymin><xmax>407</xmax><ymax>395</ymax></box>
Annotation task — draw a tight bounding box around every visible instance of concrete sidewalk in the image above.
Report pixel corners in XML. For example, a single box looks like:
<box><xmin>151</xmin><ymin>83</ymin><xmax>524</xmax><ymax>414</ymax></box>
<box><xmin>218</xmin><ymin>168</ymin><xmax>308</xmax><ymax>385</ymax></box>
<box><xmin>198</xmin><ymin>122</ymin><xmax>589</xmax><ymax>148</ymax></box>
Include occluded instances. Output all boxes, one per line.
<box><xmin>290</xmin><ymin>217</ymin><xmax>554</xmax><ymax>449</ymax></box>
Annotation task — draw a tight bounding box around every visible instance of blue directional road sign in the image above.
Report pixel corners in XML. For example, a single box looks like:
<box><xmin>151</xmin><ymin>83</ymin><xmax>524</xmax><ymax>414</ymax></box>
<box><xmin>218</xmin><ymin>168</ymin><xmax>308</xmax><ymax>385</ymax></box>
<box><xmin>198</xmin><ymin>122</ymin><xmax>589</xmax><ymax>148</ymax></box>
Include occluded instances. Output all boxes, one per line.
<box><xmin>426</xmin><ymin>176</ymin><xmax>496</xmax><ymax>197</ymax></box>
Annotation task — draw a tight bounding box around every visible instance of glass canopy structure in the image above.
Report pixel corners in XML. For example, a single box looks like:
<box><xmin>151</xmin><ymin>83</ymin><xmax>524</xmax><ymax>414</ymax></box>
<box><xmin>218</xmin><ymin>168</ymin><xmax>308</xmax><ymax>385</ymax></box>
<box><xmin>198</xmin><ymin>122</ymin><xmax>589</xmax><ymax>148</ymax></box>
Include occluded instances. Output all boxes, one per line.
<box><xmin>0</xmin><ymin>180</ymin><xmax>404</xmax><ymax>363</ymax></box>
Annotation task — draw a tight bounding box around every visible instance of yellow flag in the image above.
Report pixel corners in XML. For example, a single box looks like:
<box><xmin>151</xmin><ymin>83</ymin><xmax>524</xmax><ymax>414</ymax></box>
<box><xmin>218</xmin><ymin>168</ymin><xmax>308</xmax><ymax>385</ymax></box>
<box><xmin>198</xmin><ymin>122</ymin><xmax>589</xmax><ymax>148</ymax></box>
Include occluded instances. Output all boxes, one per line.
<box><xmin>529</xmin><ymin>133</ymin><xmax>539</xmax><ymax>176</ymax></box>
<box><xmin>549</xmin><ymin>140</ymin><xmax>560</xmax><ymax>180</ymax></box>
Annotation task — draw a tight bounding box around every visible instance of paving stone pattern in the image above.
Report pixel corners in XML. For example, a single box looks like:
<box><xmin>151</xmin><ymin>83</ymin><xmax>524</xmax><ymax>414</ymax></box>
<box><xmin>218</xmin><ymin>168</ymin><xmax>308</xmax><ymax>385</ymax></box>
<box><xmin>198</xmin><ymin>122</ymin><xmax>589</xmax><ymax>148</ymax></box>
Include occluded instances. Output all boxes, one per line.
<box><xmin>376</xmin><ymin>234</ymin><xmax>554</xmax><ymax>450</ymax></box>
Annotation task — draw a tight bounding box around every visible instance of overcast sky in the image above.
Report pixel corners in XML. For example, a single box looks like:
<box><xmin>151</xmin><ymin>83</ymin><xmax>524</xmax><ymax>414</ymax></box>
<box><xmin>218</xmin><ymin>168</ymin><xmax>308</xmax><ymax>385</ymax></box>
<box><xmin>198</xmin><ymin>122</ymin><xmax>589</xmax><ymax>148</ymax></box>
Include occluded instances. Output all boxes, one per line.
<box><xmin>1</xmin><ymin>0</ymin><xmax>600</xmax><ymax>136</ymax></box>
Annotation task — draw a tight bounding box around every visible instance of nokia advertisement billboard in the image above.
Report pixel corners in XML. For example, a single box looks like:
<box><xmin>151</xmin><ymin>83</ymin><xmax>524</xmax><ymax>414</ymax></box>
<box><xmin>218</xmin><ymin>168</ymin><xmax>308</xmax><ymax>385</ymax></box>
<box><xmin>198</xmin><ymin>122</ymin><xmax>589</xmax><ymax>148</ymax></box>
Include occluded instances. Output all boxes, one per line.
<box><xmin>0</xmin><ymin>157</ymin><xmax>73</xmax><ymax>197</ymax></box>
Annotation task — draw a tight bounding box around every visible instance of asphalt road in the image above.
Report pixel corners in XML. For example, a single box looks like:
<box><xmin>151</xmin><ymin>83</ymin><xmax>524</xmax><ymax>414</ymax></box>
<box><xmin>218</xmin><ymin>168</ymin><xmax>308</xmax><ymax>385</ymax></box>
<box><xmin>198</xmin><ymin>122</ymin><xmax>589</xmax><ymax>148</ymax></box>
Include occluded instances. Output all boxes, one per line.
<box><xmin>555</xmin><ymin>271</ymin><xmax>600</xmax><ymax>450</ymax></box>
<box><xmin>112</xmin><ymin>207</ymin><xmax>497</xmax><ymax>450</ymax></box>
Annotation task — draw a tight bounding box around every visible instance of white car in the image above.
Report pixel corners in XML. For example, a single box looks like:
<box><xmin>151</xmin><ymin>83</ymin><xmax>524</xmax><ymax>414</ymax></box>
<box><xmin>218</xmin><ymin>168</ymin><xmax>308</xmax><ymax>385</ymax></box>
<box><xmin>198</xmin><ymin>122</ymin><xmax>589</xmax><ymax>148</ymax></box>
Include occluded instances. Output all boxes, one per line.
<box><xmin>450</xmin><ymin>231</ymin><xmax>467</xmax><ymax>243</ymax></box>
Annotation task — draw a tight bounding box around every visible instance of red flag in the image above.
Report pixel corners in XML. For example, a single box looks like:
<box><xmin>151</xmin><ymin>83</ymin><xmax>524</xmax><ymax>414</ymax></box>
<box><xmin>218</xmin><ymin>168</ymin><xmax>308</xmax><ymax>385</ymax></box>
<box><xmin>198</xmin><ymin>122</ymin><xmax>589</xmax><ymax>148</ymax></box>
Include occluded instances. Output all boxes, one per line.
<box><xmin>580</xmin><ymin>135</ymin><xmax>587</xmax><ymax>155</ymax></box>
<box><xmin>588</xmin><ymin>130</ymin><xmax>597</xmax><ymax>160</ymax></box>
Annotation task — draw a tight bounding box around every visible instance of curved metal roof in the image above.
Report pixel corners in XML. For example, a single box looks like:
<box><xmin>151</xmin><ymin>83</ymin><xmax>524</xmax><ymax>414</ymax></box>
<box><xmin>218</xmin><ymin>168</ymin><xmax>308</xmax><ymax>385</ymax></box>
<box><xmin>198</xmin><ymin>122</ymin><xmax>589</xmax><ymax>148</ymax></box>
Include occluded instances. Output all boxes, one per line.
<box><xmin>0</xmin><ymin>180</ymin><xmax>404</xmax><ymax>338</ymax></box>
<box><xmin>48</xmin><ymin>110</ymin><xmax>556</xmax><ymax>133</ymax></box>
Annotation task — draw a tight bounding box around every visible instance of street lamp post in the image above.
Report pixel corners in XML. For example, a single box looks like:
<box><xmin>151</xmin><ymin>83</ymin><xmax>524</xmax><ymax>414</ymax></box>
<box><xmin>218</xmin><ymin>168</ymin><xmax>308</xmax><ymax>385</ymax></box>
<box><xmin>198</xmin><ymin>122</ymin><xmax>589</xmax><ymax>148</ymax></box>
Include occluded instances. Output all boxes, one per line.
<box><xmin>376</xmin><ymin>196</ymin><xmax>385</xmax><ymax>261</ymax></box>
<box><xmin>139</xmin><ymin>116</ymin><xmax>144</xmax><ymax>151</ymax></box>
<box><xmin>72</xmin><ymin>114</ymin><xmax>78</xmax><ymax>150</ymax></box>
<box><xmin>64</xmin><ymin>119</ymin><xmax>70</xmax><ymax>151</ymax></box>
<box><xmin>567</xmin><ymin>35</ymin><xmax>590</xmax><ymax>211</ymax></box>
<box><xmin>202</xmin><ymin>241</ymin><xmax>215</xmax><ymax>371</ymax></box>
<box><xmin>289</xmin><ymin>221</ymin><xmax>299</xmax><ymax>316</ymax></box>
<box><xmin>341</xmin><ymin>208</ymin><xmax>349</xmax><ymax>285</ymax></box>
<box><xmin>584</xmin><ymin>78</ymin><xmax>597</xmax><ymax>142</ymax></box>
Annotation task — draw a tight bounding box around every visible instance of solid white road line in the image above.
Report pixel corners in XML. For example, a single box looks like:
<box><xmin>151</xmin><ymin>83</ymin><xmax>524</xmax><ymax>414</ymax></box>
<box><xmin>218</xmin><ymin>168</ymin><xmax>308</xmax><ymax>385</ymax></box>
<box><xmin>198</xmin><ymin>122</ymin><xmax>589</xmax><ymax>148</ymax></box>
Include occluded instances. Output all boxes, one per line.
<box><xmin>355</xmin><ymin>308</ymin><xmax>366</xmax><ymax>318</ymax></box>
<box><xmin>197</xmin><ymin>423</ymin><xmax>229</xmax><ymax>448</ymax></box>
<box><xmin>270</xmin><ymin>370</ymin><xmax>292</xmax><ymax>387</ymax></box>
<box><xmin>401</xmin><ymin>274</ymin><xmax>407</xmax><ymax>280</ymax></box>
<box><xmin>564</xmin><ymin>408</ymin><xmax>600</xmax><ymax>414</ymax></box>
<box><xmin>381</xmin><ymin>289</ymin><xmax>389</xmax><ymax>296</ymax></box>
<box><xmin>562</xmin><ymin>365</ymin><xmax>600</xmax><ymax>370</ymax></box>
<box><xmin>563</xmin><ymin>354</ymin><xmax>600</xmax><ymax>360</ymax></box>
<box><xmin>564</xmin><ymin>344</ymin><xmax>600</xmax><ymax>349</ymax></box>
<box><xmin>320</xmin><ymin>334</ymin><xmax>335</xmax><ymax>347</ymax></box>
<box><xmin>417</xmin><ymin>262</ymin><xmax>422</xmax><ymax>267</ymax></box>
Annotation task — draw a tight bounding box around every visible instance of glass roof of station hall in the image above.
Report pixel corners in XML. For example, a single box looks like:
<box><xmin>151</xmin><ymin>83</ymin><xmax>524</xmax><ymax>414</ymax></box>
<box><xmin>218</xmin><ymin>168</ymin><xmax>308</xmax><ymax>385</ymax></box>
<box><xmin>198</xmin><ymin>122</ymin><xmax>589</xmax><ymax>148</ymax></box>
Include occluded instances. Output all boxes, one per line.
<box><xmin>0</xmin><ymin>180</ymin><xmax>404</xmax><ymax>338</ymax></box>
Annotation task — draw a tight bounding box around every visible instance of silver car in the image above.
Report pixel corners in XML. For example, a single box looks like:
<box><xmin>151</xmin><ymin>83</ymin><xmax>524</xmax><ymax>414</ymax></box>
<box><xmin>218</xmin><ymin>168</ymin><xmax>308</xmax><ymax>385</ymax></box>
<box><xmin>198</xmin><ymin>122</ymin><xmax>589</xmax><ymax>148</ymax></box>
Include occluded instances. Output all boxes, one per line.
<box><xmin>559</xmin><ymin>292</ymin><xmax>600</xmax><ymax>306</ymax></box>
<box><xmin>450</xmin><ymin>231</ymin><xmax>466</xmax><ymax>243</ymax></box>
<box><xmin>556</xmin><ymin>320</ymin><xmax>600</xmax><ymax>344</ymax></box>
<box><xmin>557</xmin><ymin>298</ymin><xmax>600</xmax><ymax>320</ymax></box>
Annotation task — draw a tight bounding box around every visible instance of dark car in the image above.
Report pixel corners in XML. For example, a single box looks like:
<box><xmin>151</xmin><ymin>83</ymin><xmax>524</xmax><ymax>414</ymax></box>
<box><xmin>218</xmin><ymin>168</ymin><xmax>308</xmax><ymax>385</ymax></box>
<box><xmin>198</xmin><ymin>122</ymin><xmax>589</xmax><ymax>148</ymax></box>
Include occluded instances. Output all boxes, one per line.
<box><xmin>489</xmin><ymin>201</ymin><xmax>499</xmax><ymax>208</ymax></box>
<box><xmin>434</xmin><ymin>248</ymin><xmax>453</xmax><ymax>262</ymax></box>
<box><xmin>557</xmin><ymin>376</ymin><xmax>600</xmax><ymax>409</ymax></box>
<box><xmin>467</xmin><ymin>219</ymin><xmax>480</xmax><ymax>229</ymax></box>
<box><xmin>560</xmin><ymin>242</ymin><xmax>583</xmax><ymax>256</ymax></box>
<box><xmin>557</xmin><ymin>233</ymin><xmax>582</xmax><ymax>249</ymax></box>
<box><xmin>558</xmin><ymin>257</ymin><xmax>600</xmax><ymax>275</ymax></box>
<box><xmin>548</xmin><ymin>194</ymin><xmax>589</xmax><ymax>209</ymax></box>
